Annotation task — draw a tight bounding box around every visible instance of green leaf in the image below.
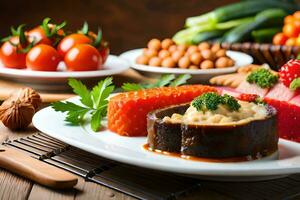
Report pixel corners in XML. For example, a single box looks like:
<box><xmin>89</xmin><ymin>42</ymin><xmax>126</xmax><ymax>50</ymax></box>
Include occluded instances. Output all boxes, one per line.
<box><xmin>41</xmin><ymin>18</ymin><xmax>52</xmax><ymax>37</ymax></box>
<box><xmin>51</xmin><ymin>101</ymin><xmax>87</xmax><ymax>112</ymax></box>
<box><xmin>93</xmin><ymin>28</ymin><xmax>102</xmax><ymax>48</ymax></box>
<box><xmin>91</xmin><ymin>109</ymin><xmax>103</xmax><ymax>131</ymax></box>
<box><xmin>122</xmin><ymin>83</ymin><xmax>145</xmax><ymax>91</ymax></box>
<box><xmin>297</xmin><ymin>53</ymin><xmax>300</xmax><ymax>60</ymax></box>
<box><xmin>80</xmin><ymin>21</ymin><xmax>89</xmax><ymax>35</ymax></box>
<box><xmin>155</xmin><ymin>74</ymin><xmax>175</xmax><ymax>87</ymax></box>
<box><xmin>91</xmin><ymin>77</ymin><xmax>114</xmax><ymax>109</ymax></box>
<box><xmin>290</xmin><ymin>77</ymin><xmax>300</xmax><ymax>91</ymax></box>
<box><xmin>169</xmin><ymin>74</ymin><xmax>191</xmax><ymax>86</ymax></box>
<box><xmin>51</xmin><ymin>101</ymin><xmax>90</xmax><ymax>125</ymax></box>
<box><xmin>68</xmin><ymin>78</ymin><xmax>93</xmax><ymax>108</ymax></box>
<box><xmin>65</xmin><ymin>109</ymin><xmax>89</xmax><ymax>125</ymax></box>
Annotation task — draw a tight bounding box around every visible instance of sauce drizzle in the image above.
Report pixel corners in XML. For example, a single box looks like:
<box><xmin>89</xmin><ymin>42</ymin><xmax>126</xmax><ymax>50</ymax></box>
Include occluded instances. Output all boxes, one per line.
<box><xmin>143</xmin><ymin>144</ymin><xmax>275</xmax><ymax>163</ymax></box>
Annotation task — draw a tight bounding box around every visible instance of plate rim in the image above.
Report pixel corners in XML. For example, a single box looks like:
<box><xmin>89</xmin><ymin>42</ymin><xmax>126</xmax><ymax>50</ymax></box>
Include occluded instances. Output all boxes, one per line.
<box><xmin>32</xmin><ymin>97</ymin><xmax>300</xmax><ymax>177</ymax></box>
<box><xmin>0</xmin><ymin>55</ymin><xmax>130</xmax><ymax>78</ymax></box>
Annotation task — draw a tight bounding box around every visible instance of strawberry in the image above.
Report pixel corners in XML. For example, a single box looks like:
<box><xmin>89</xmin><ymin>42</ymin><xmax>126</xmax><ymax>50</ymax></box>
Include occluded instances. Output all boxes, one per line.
<box><xmin>279</xmin><ymin>59</ymin><xmax>300</xmax><ymax>88</ymax></box>
<box><xmin>238</xmin><ymin>94</ymin><xmax>260</xmax><ymax>102</ymax></box>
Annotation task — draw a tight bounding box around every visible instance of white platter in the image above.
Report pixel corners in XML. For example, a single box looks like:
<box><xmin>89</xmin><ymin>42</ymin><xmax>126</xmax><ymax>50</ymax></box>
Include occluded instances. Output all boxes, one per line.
<box><xmin>33</xmin><ymin>97</ymin><xmax>300</xmax><ymax>181</ymax></box>
<box><xmin>120</xmin><ymin>49</ymin><xmax>253</xmax><ymax>83</ymax></box>
<box><xmin>0</xmin><ymin>55</ymin><xmax>129</xmax><ymax>92</ymax></box>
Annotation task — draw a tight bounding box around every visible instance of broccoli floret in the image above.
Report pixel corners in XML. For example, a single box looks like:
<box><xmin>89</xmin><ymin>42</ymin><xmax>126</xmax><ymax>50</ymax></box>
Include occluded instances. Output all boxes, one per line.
<box><xmin>192</xmin><ymin>92</ymin><xmax>240</xmax><ymax>112</ymax></box>
<box><xmin>247</xmin><ymin>68</ymin><xmax>278</xmax><ymax>88</ymax></box>
<box><xmin>221</xmin><ymin>94</ymin><xmax>241</xmax><ymax>111</ymax></box>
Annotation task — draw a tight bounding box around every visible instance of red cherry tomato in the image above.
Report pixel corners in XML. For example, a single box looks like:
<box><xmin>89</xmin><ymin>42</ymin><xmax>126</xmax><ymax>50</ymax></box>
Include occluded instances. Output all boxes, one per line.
<box><xmin>0</xmin><ymin>37</ymin><xmax>26</xmax><ymax>69</ymax></box>
<box><xmin>283</xmin><ymin>24</ymin><xmax>300</xmax><ymax>38</ymax></box>
<box><xmin>64</xmin><ymin>44</ymin><xmax>102</xmax><ymax>71</ymax></box>
<box><xmin>57</xmin><ymin>34</ymin><xmax>92</xmax><ymax>58</ymax></box>
<box><xmin>99</xmin><ymin>47</ymin><xmax>109</xmax><ymax>64</ymax></box>
<box><xmin>273</xmin><ymin>33</ymin><xmax>288</xmax><ymax>45</ymax></box>
<box><xmin>26</xmin><ymin>44</ymin><xmax>61</xmax><ymax>71</ymax></box>
<box><xmin>27</xmin><ymin>26</ymin><xmax>52</xmax><ymax>45</ymax></box>
<box><xmin>284</xmin><ymin>15</ymin><xmax>295</xmax><ymax>24</ymax></box>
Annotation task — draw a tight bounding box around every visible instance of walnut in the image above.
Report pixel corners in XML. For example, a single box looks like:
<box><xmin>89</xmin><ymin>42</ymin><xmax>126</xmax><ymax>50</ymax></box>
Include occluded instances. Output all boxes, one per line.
<box><xmin>3</xmin><ymin>87</ymin><xmax>41</xmax><ymax>110</ymax></box>
<box><xmin>0</xmin><ymin>100</ymin><xmax>35</xmax><ymax>130</ymax></box>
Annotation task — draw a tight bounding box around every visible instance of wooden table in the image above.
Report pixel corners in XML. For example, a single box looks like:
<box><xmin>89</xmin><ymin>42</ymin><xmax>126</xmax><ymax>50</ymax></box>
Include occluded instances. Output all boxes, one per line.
<box><xmin>0</xmin><ymin>70</ymin><xmax>232</xmax><ymax>200</ymax></box>
<box><xmin>0</xmin><ymin>126</ymin><xmax>233</xmax><ymax>200</ymax></box>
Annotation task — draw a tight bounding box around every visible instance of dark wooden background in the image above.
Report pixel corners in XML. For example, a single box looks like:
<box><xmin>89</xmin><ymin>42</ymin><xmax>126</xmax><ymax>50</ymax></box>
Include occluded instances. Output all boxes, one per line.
<box><xmin>0</xmin><ymin>0</ymin><xmax>236</xmax><ymax>54</ymax></box>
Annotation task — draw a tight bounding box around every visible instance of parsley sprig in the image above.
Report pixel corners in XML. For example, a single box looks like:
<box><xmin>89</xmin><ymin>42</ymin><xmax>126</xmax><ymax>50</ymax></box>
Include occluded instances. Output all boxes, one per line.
<box><xmin>247</xmin><ymin>68</ymin><xmax>278</xmax><ymax>88</ymax></box>
<box><xmin>192</xmin><ymin>92</ymin><xmax>240</xmax><ymax>112</ymax></box>
<box><xmin>51</xmin><ymin>77</ymin><xmax>114</xmax><ymax>131</ymax></box>
<box><xmin>121</xmin><ymin>74</ymin><xmax>191</xmax><ymax>91</ymax></box>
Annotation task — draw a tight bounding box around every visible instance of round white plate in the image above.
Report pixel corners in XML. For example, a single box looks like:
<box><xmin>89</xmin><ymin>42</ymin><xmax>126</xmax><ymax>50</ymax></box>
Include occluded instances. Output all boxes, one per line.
<box><xmin>33</xmin><ymin>97</ymin><xmax>300</xmax><ymax>181</ymax></box>
<box><xmin>120</xmin><ymin>49</ymin><xmax>253</xmax><ymax>83</ymax></box>
<box><xmin>0</xmin><ymin>55</ymin><xmax>129</xmax><ymax>91</ymax></box>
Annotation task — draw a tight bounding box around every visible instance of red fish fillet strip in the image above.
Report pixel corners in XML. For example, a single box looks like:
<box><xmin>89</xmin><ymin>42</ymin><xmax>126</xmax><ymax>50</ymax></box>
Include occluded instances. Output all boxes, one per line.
<box><xmin>108</xmin><ymin>85</ymin><xmax>218</xmax><ymax>136</ymax></box>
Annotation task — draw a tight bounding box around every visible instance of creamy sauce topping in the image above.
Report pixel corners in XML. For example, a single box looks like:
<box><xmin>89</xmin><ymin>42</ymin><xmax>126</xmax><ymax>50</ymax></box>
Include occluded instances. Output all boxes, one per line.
<box><xmin>163</xmin><ymin>101</ymin><xmax>267</xmax><ymax>125</ymax></box>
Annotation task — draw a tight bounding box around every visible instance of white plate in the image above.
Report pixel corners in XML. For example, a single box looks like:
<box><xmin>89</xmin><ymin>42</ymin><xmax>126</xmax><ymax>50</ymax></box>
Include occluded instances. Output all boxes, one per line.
<box><xmin>120</xmin><ymin>49</ymin><xmax>253</xmax><ymax>83</ymax></box>
<box><xmin>0</xmin><ymin>55</ymin><xmax>129</xmax><ymax>92</ymax></box>
<box><xmin>33</xmin><ymin>97</ymin><xmax>300</xmax><ymax>181</ymax></box>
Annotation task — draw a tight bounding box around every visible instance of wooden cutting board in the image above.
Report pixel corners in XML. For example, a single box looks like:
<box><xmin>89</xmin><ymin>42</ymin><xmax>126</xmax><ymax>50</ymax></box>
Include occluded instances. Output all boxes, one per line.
<box><xmin>0</xmin><ymin>69</ymin><xmax>153</xmax><ymax>103</ymax></box>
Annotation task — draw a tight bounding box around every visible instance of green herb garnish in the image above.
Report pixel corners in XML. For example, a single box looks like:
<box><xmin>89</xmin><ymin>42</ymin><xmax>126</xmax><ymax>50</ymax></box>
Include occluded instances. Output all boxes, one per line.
<box><xmin>121</xmin><ymin>74</ymin><xmax>192</xmax><ymax>91</ymax></box>
<box><xmin>247</xmin><ymin>68</ymin><xmax>278</xmax><ymax>88</ymax></box>
<box><xmin>192</xmin><ymin>92</ymin><xmax>240</xmax><ymax>112</ymax></box>
<box><xmin>290</xmin><ymin>77</ymin><xmax>300</xmax><ymax>91</ymax></box>
<box><xmin>51</xmin><ymin>77</ymin><xmax>114</xmax><ymax>131</ymax></box>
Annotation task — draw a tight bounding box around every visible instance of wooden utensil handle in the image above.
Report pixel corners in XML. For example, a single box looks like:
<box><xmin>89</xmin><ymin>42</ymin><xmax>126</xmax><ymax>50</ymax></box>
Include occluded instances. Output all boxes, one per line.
<box><xmin>0</xmin><ymin>147</ymin><xmax>78</xmax><ymax>189</ymax></box>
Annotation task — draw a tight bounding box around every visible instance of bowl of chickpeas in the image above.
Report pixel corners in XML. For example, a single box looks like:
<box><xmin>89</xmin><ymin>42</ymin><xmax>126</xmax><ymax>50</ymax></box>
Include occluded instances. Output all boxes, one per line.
<box><xmin>120</xmin><ymin>38</ymin><xmax>253</xmax><ymax>83</ymax></box>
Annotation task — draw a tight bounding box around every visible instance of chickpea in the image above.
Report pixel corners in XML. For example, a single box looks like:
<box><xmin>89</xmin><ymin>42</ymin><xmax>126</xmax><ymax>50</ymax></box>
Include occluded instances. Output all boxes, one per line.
<box><xmin>168</xmin><ymin>45</ymin><xmax>177</xmax><ymax>53</ymax></box>
<box><xmin>189</xmin><ymin>65</ymin><xmax>199</xmax><ymax>70</ymax></box>
<box><xmin>215</xmin><ymin>57</ymin><xmax>229</xmax><ymax>68</ymax></box>
<box><xmin>201</xmin><ymin>49</ymin><xmax>214</xmax><ymax>60</ymax></box>
<box><xmin>143</xmin><ymin>49</ymin><xmax>158</xmax><ymax>58</ymax></box>
<box><xmin>198</xmin><ymin>42</ymin><xmax>210</xmax><ymax>50</ymax></box>
<box><xmin>177</xmin><ymin>44</ymin><xmax>188</xmax><ymax>51</ymax></box>
<box><xmin>158</xmin><ymin>49</ymin><xmax>171</xmax><ymax>59</ymax></box>
<box><xmin>147</xmin><ymin>39</ymin><xmax>161</xmax><ymax>51</ymax></box>
<box><xmin>211</xmin><ymin>43</ymin><xmax>221</xmax><ymax>53</ymax></box>
<box><xmin>178</xmin><ymin>57</ymin><xmax>190</xmax><ymax>69</ymax></box>
<box><xmin>161</xmin><ymin>38</ymin><xmax>174</xmax><ymax>49</ymax></box>
<box><xmin>227</xmin><ymin>58</ymin><xmax>235</xmax><ymax>67</ymax></box>
<box><xmin>162</xmin><ymin>57</ymin><xmax>176</xmax><ymax>68</ymax></box>
<box><xmin>215</xmin><ymin>49</ymin><xmax>226</xmax><ymax>58</ymax></box>
<box><xmin>200</xmin><ymin>60</ymin><xmax>214</xmax><ymax>69</ymax></box>
<box><xmin>190</xmin><ymin>52</ymin><xmax>202</xmax><ymax>65</ymax></box>
<box><xmin>136</xmin><ymin>55</ymin><xmax>149</xmax><ymax>65</ymax></box>
<box><xmin>172</xmin><ymin>50</ymin><xmax>185</xmax><ymax>62</ymax></box>
<box><xmin>149</xmin><ymin>57</ymin><xmax>162</xmax><ymax>66</ymax></box>
<box><xmin>187</xmin><ymin>45</ymin><xmax>199</xmax><ymax>54</ymax></box>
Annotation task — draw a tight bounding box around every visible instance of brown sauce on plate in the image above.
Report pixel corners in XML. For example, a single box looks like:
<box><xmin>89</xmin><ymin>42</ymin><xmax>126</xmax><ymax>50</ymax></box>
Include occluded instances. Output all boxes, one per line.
<box><xmin>143</xmin><ymin>144</ymin><xmax>275</xmax><ymax>163</ymax></box>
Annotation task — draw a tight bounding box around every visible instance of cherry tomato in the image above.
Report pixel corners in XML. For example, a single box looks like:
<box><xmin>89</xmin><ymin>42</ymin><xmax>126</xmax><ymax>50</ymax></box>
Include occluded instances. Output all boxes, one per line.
<box><xmin>27</xmin><ymin>26</ymin><xmax>52</xmax><ymax>45</ymax></box>
<box><xmin>294</xmin><ymin>11</ymin><xmax>300</xmax><ymax>19</ymax></box>
<box><xmin>283</xmin><ymin>24</ymin><xmax>300</xmax><ymax>38</ymax></box>
<box><xmin>285</xmin><ymin>37</ymin><xmax>297</xmax><ymax>46</ymax></box>
<box><xmin>0</xmin><ymin>37</ymin><xmax>26</xmax><ymax>69</ymax></box>
<box><xmin>296</xmin><ymin>37</ymin><xmax>300</xmax><ymax>46</ymax></box>
<box><xmin>27</xmin><ymin>24</ymin><xmax>65</xmax><ymax>46</ymax></box>
<box><xmin>273</xmin><ymin>33</ymin><xmax>288</xmax><ymax>45</ymax></box>
<box><xmin>99</xmin><ymin>47</ymin><xmax>109</xmax><ymax>64</ymax></box>
<box><xmin>64</xmin><ymin>44</ymin><xmax>102</xmax><ymax>71</ymax></box>
<box><xmin>26</xmin><ymin>44</ymin><xmax>61</xmax><ymax>71</ymax></box>
<box><xmin>57</xmin><ymin>34</ymin><xmax>92</xmax><ymax>58</ymax></box>
<box><xmin>284</xmin><ymin>15</ymin><xmax>295</xmax><ymax>24</ymax></box>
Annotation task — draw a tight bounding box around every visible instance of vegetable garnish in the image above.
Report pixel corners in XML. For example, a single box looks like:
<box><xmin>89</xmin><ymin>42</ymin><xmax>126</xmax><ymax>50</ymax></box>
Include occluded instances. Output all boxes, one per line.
<box><xmin>192</xmin><ymin>92</ymin><xmax>240</xmax><ymax>112</ymax></box>
<box><xmin>238</xmin><ymin>94</ymin><xmax>265</xmax><ymax>105</ymax></box>
<box><xmin>51</xmin><ymin>77</ymin><xmax>114</xmax><ymax>132</ymax></box>
<box><xmin>121</xmin><ymin>74</ymin><xmax>192</xmax><ymax>91</ymax></box>
<box><xmin>247</xmin><ymin>68</ymin><xmax>278</xmax><ymax>88</ymax></box>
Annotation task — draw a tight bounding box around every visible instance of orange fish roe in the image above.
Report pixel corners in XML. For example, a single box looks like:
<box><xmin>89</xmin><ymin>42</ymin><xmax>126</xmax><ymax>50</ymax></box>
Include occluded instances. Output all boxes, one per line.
<box><xmin>107</xmin><ymin>85</ymin><xmax>218</xmax><ymax>136</ymax></box>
